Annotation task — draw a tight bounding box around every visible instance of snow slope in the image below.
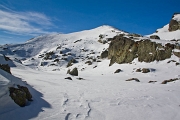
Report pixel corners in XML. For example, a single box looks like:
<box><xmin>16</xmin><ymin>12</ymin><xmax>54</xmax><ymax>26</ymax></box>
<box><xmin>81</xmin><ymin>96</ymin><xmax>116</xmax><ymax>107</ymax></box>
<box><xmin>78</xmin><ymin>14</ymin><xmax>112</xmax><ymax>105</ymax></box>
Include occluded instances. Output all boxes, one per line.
<box><xmin>147</xmin><ymin>14</ymin><xmax>180</xmax><ymax>40</ymax></box>
<box><xmin>0</xmin><ymin>25</ymin><xmax>180</xmax><ymax>120</ymax></box>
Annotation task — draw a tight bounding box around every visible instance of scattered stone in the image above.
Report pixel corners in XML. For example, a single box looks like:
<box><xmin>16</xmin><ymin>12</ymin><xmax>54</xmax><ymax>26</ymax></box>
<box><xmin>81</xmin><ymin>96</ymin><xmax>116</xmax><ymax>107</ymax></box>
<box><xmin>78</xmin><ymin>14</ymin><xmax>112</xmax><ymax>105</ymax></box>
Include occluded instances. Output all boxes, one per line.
<box><xmin>85</xmin><ymin>61</ymin><xmax>92</xmax><ymax>65</ymax></box>
<box><xmin>142</xmin><ymin>68</ymin><xmax>150</xmax><ymax>73</ymax></box>
<box><xmin>67</xmin><ymin>58</ymin><xmax>77</xmax><ymax>67</ymax></box>
<box><xmin>74</xmin><ymin>39</ymin><xmax>82</xmax><ymax>43</ymax></box>
<box><xmin>114</xmin><ymin>69</ymin><xmax>122</xmax><ymax>73</ymax></box>
<box><xmin>93</xmin><ymin>66</ymin><xmax>97</xmax><ymax>68</ymax></box>
<box><xmin>176</xmin><ymin>62</ymin><xmax>180</xmax><ymax>66</ymax></box>
<box><xmin>167</xmin><ymin>60</ymin><xmax>176</xmax><ymax>63</ymax></box>
<box><xmin>148</xmin><ymin>81</ymin><xmax>157</xmax><ymax>83</ymax></box>
<box><xmin>65</xmin><ymin>77</ymin><xmax>72</xmax><ymax>80</ymax></box>
<box><xmin>161</xmin><ymin>78</ymin><xmax>179</xmax><ymax>84</ymax></box>
<box><xmin>150</xmin><ymin>35</ymin><xmax>160</xmax><ymax>39</ymax></box>
<box><xmin>0</xmin><ymin>64</ymin><xmax>11</xmax><ymax>74</ymax></box>
<box><xmin>76</xmin><ymin>77</ymin><xmax>84</xmax><ymax>80</ymax></box>
<box><xmin>54</xmin><ymin>59</ymin><xmax>59</xmax><ymax>62</ymax></box>
<box><xmin>136</xmin><ymin>68</ymin><xmax>141</xmax><ymax>72</ymax></box>
<box><xmin>126</xmin><ymin>78</ymin><xmax>140</xmax><ymax>82</ymax></box>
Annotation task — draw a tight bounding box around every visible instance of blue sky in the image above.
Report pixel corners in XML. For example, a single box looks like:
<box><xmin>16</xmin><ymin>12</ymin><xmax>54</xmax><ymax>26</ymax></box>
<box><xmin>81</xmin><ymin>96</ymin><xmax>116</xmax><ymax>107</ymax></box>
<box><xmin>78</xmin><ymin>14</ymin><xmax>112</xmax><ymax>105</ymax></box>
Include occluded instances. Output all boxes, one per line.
<box><xmin>0</xmin><ymin>0</ymin><xmax>179</xmax><ymax>45</ymax></box>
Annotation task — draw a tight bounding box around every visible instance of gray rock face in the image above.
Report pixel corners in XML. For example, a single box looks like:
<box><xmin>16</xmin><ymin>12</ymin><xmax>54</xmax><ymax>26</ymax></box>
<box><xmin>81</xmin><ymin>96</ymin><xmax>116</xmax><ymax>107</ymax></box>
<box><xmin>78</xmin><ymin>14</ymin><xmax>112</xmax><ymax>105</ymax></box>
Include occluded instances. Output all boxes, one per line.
<box><xmin>9</xmin><ymin>85</ymin><xmax>32</xmax><ymax>107</ymax></box>
<box><xmin>108</xmin><ymin>35</ymin><xmax>176</xmax><ymax>66</ymax></box>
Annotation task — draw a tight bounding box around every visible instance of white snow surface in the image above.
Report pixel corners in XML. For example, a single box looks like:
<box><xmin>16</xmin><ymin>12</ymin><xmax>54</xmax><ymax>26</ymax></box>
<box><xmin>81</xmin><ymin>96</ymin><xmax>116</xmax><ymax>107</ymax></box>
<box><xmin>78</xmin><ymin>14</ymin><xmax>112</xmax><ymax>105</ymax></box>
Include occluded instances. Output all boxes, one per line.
<box><xmin>0</xmin><ymin>25</ymin><xmax>180</xmax><ymax>120</ymax></box>
<box><xmin>147</xmin><ymin>14</ymin><xmax>180</xmax><ymax>40</ymax></box>
<box><xmin>173</xmin><ymin>14</ymin><xmax>180</xmax><ymax>21</ymax></box>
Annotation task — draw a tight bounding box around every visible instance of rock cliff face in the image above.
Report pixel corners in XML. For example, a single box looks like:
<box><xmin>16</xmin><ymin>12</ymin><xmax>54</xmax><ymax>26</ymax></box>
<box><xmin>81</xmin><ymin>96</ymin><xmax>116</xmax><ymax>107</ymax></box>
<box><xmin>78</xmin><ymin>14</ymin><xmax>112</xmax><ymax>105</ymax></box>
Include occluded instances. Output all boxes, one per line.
<box><xmin>108</xmin><ymin>35</ymin><xmax>179</xmax><ymax>66</ymax></box>
<box><xmin>169</xmin><ymin>13</ymin><xmax>180</xmax><ymax>31</ymax></box>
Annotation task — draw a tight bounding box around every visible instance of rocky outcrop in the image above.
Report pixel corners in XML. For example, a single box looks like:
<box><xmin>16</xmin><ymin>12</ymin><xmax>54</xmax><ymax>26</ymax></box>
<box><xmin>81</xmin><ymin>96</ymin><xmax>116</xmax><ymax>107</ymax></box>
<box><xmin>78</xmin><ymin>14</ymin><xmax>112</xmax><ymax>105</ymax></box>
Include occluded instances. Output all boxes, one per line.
<box><xmin>168</xmin><ymin>13</ymin><xmax>180</xmax><ymax>31</ymax></box>
<box><xmin>9</xmin><ymin>85</ymin><xmax>32</xmax><ymax>107</ymax></box>
<box><xmin>108</xmin><ymin>35</ymin><xmax>176</xmax><ymax>66</ymax></box>
<box><xmin>0</xmin><ymin>64</ymin><xmax>11</xmax><ymax>74</ymax></box>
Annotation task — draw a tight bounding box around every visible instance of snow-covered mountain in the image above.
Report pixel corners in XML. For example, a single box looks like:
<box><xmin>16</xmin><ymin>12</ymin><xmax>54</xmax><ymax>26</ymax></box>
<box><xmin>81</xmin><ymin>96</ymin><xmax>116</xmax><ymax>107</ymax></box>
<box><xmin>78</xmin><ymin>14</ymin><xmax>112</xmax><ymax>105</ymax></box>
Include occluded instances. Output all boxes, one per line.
<box><xmin>0</xmin><ymin>21</ymin><xmax>180</xmax><ymax>119</ymax></box>
<box><xmin>148</xmin><ymin>13</ymin><xmax>180</xmax><ymax>40</ymax></box>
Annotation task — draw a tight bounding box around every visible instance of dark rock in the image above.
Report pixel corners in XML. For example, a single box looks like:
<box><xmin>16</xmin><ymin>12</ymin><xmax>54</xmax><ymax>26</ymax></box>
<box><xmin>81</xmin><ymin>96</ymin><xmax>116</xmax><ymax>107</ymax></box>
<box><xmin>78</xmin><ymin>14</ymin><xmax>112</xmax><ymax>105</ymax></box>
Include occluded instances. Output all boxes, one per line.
<box><xmin>9</xmin><ymin>85</ymin><xmax>32</xmax><ymax>107</ymax></box>
<box><xmin>136</xmin><ymin>68</ymin><xmax>141</xmax><ymax>72</ymax></box>
<box><xmin>17</xmin><ymin>85</ymin><xmax>32</xmax><ymax>101</ymax></box>
<box><xmin>44</xmin><ymin>51</ymin><xmax>55</xmax><ymax>60</ymax></box>
<box><xmin>176</xmin><ymin>62</ymin><xmax>180</xmax><ymax>65</ymax></box>
<box><xmin>126</xmin><ymin>78</ymin><xmax>140</xmax><ymax>82</ymax></box>
<box><xmin>74</xmin><ymin>39</ymin><xmax>82</xmax><ymax>43</ymax></box>
<box><xmin>93</xmin><ymin>66</ymin><xmax>97</xmax><ymax>68</ymax></box>
<box><xmin>108</xmin><ymin>36</ymin><xmax>174</xmax><ymax>65</ymax></box>
<box><xmin>101</xmin><ymin>50</ymin><xmax>108</xmax><ymax>59</ymax></box>
<box><xmin>128</xmin><ymin>33</ymin><xmax>142</xmax><ymax>37</ymax></box>
<box><xmin>67</xmin><ymin>58</ymin><xmax>77</xmax><ymax>67</ymax></box>
<box><xmin>167</xmin><ymin>60</ymin><xmax>176</xmax><ymax>63</ymax></box>
<box><xmin>54</xmin><ymin>59</ymin><xmax>59</xmax><ymax>62</ymax></box>
<box><xmin>161</xmin><ymin>78</ymin><xmax>179</xmax><ymax>84</ymax></box>
<box><xmin>85</xmin><ymin>61</ymin><xmax>92</xmax><ymax>65</ymax></box>
<box><xmin>108</xmin><ymin>36</ymin><xmax>137</xmax><ymax>66</ymax></box>
<box><xmin>142</xmin><ymin>68</ymin><xmax>150</xmax><ymax>73</ymax></box>
<box><xmin>0</xmin><ymin>64</ymin><xmax>11</xmax><ymax>74</ymax></box>
<box><xmin>114</xmin><ymin>69</ymin><xmax>122</xmax><ymax>73</ymax></box>
<box><xmin>9</xmin><ymin>87</ymin><xmax>26</xmax><ymax>107</ymax></box>
<box><xmin>65</xmin><ymin>77</ymin><xmax>72</xmax><ymax>80</ymax></box>
<box><xmin>68</xmin><ymin>67</ymin><xmax>78</xmax><ymax>76</ymax></box>
<box><xmin>148</xmin><ymin>81</ymin><xmax>157</xmax><ymax>83</ymax></box>
<box><xmin>169</xmin><ymin>19</ymin><xmax>179</xmax><ymax>31</ymax></box>
<box><xmin>150</xmin><ymin>35</ymin><xmax>160</xmax><ymax>39</ymax></box>
<box><xmin>76</xmin><ymin>77</ymin><xmax>84</xmax><ymax>80</ymax></box>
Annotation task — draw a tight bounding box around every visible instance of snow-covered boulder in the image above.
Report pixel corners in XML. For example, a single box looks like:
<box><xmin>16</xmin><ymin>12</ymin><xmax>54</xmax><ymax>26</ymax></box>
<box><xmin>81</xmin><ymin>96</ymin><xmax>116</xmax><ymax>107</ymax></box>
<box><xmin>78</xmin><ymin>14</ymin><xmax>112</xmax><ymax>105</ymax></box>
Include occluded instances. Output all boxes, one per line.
<box><xmin>169</xmin><ymin>13</ymin><xmax>180</xmax><ymax>31</ymax></box>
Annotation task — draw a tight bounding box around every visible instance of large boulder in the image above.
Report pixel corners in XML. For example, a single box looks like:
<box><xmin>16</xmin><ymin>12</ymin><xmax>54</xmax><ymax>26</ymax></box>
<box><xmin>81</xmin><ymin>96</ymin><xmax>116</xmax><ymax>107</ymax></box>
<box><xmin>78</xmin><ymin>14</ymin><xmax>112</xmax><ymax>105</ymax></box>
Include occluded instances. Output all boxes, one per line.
<box><xmin>9</xmin><ymin>87</ymin><xmax>26</xmax><ymax>107</ymax></box>
<box><xmin>108</xmin><ymin>35</ymin><xmax>175</xmax><ymax>65</ymax></box>
<box><xmin>9</xmin><ymin>85</ymin><xmax>32</xmax><ymax>107</ymax></box>
<box><xmin>108</xmin><ymin>36</ymin><xmax>137</xmax><ymax>66</ymax></box>
<box><xmin>168</xmin><ymin>13</ymin><xmax>180</xmax><ymax>32</ymax></box>
<box><xmin>68</xmin><ymin>67</ymin><xmax>78</xmax><ymax>76</ymax></box>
